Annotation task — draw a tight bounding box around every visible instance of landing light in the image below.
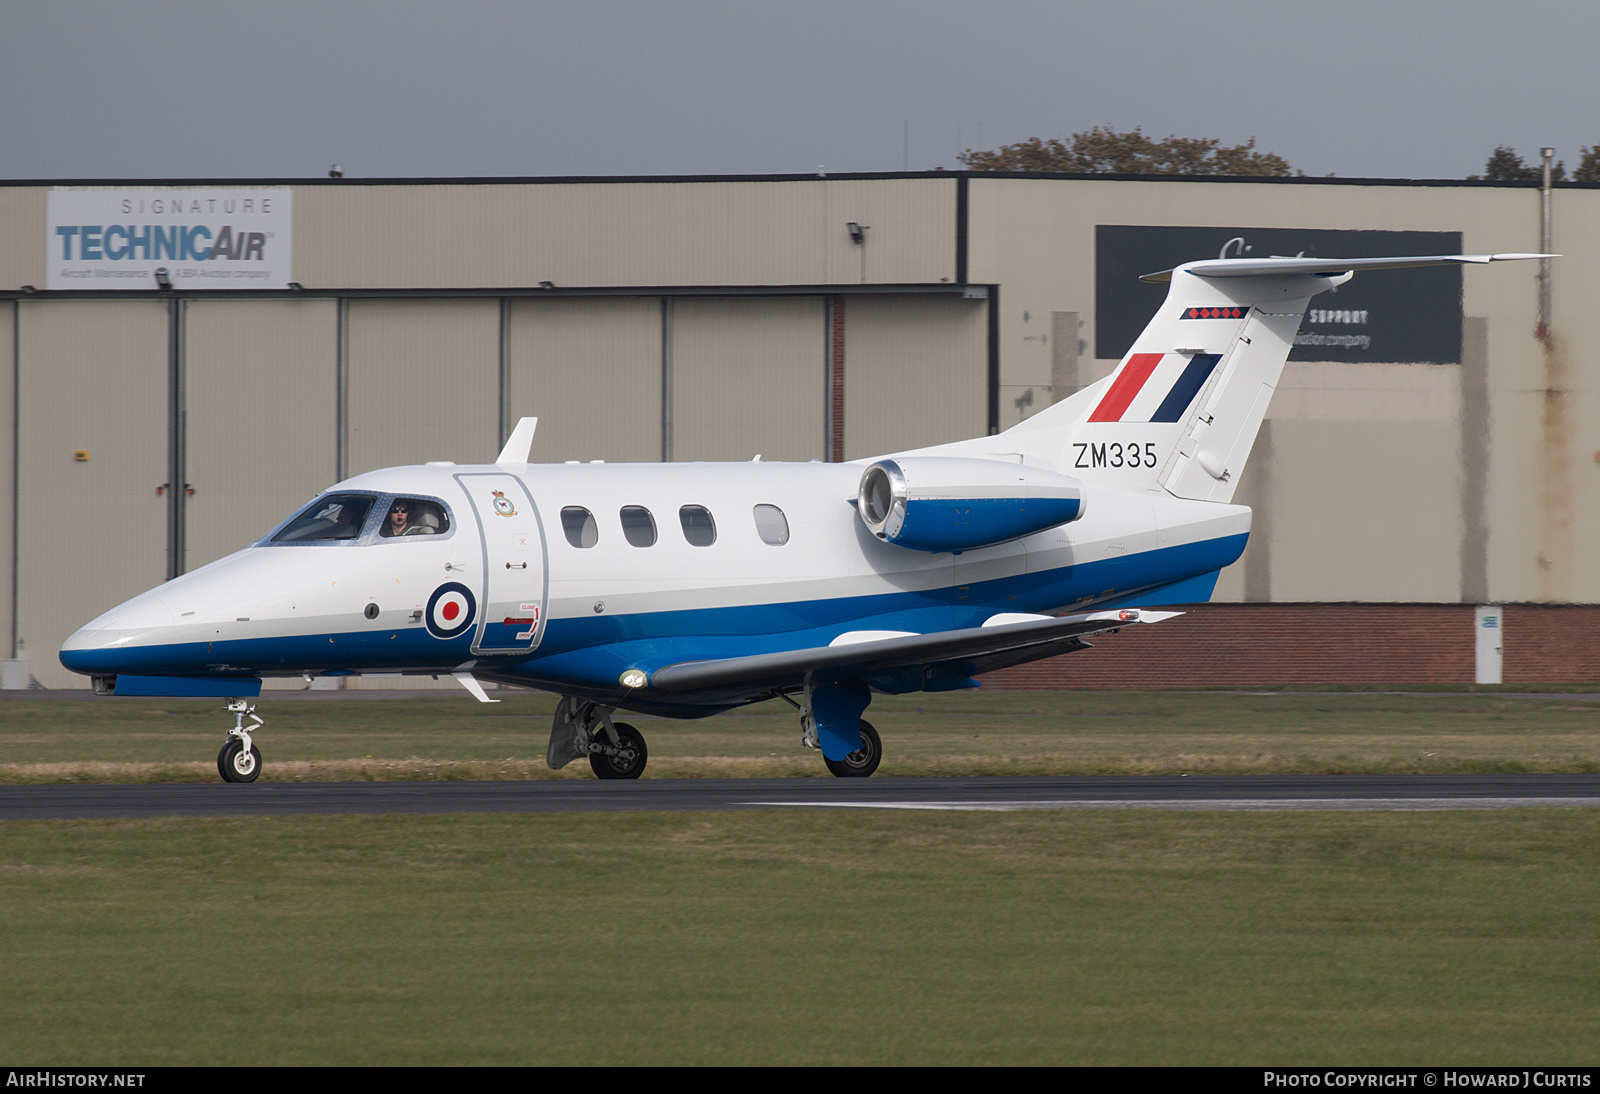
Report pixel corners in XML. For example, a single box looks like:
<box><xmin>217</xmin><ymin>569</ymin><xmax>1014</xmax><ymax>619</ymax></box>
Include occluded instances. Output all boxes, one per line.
<box><xmin>620</xmin><ymin>668</ymin><xmax>647</xmax><ymax>689</ymax></box>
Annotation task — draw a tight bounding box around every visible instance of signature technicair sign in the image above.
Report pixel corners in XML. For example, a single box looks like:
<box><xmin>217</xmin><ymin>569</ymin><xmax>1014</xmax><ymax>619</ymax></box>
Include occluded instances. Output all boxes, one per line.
<box><xmin>47</xmin><ymin>189</ymin><xmax>292</xmax><ymax>290</ymax></box>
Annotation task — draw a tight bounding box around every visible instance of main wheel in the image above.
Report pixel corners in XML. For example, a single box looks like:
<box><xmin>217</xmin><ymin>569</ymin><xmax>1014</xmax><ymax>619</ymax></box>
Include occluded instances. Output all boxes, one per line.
<box><xmin>590</xmin><ymin>722</ymin><xmax>648</xmax><ymax>780</ymax></box>
<box><xmin>218</xmin><ymin>739</ymin><xmax>262</xmax><ymax>783</ymax></box>
<box><xmin>824</xmin><ymin>719</ymin><xmax>881</xmax><ymax>778</ymax></box>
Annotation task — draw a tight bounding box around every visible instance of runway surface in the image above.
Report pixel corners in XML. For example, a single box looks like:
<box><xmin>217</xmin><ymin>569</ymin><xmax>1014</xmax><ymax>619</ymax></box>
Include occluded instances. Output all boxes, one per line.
<box><xmin>4</xmin><ymin>774</ymin><xmax>1600</xmax><ymax>820</ymax></box>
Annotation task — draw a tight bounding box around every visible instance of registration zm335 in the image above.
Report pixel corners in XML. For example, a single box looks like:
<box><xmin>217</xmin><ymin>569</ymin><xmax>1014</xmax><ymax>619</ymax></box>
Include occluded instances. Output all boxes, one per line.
<box><xmin>62</xmin><ymin>250</ymin><xmax>1548</xmax><ymax>781</ymax></box>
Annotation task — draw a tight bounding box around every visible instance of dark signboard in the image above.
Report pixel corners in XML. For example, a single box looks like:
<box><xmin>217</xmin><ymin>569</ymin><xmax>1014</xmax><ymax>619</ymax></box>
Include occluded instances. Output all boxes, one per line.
<box><xmin>1095</xmin><ymin>225</ymin><xmax>1464</xmax><ymax>364</ymax></box>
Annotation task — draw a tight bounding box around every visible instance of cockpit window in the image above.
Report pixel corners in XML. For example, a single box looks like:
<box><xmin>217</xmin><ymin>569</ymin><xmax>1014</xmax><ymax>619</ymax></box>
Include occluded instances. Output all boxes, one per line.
<box><xmin>379</xmin><ymin>498</ymin><xmax>449</xmax><ymax>538</ymax></box>
<box><xmin>271</xmin><ymin>494</ymin><xmax>376</xmax><ymax>543</ymax></box>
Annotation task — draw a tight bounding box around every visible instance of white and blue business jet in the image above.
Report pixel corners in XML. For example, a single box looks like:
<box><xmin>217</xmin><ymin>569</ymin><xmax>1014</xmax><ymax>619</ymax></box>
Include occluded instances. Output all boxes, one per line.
<box><xmin>61</xmin><ymin>251</ymin><xmax>1545</xmax><ymax>782</ymax></box>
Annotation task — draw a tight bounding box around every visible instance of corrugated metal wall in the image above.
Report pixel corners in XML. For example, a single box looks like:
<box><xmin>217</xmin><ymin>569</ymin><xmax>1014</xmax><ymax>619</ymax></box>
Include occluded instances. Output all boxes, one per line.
<box><xmin>347</xmin><ymin>299</ymin><xmax>501</xmax><ymax>473</ymax></box>
<box><xmin>843</xmin><ymin>295</ymin><xmax>987</xmax><ymax>459</ymax></box>
<box><xmin>670</xmin><ymin>297</ymin><xmax>826</xmax><ymax>462</ymax></box>
<box><xmin>293</xmin><ymin>178</ymin><xmax>958</xmax><ymax>289</ymax></box>
<box><xmin>0</xmin><ymin>188</ymin><xmax>44</xmax><ymax>290</ymax></box>
<box><xmin>16</xmin><ymin>301</ymin><xmax>167</xmax><ymax>687</ymax></box>
<box><xmin>185</xmin><ymin>298</ymin><xmax>339</xmax><ymax>569</ymax></box>
<box><xmin>1</xmin><ymin>303</ymin><xmax>14</xmax><ymax>671</ymax></box>
<box><xmin>508</xmin><ymin>297</ymin><xmax>662</xmax><ymax>463</ymax></box>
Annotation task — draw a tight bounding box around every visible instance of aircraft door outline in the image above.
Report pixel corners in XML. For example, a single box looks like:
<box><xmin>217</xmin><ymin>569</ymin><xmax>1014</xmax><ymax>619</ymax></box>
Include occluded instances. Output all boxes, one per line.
<box><xmin>454</xmin><ymin>472</ymin><xmax>549</xmax><ymax>655</ymax></box>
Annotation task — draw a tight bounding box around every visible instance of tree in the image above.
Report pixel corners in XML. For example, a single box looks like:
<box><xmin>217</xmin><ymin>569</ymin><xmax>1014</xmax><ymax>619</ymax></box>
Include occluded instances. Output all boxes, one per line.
<box><xmin>1471</xmin><ymin>145</ymin><xmax>1565</xmax><ymax>182</ymax></box>
<box><xmin>956</xmin><ymin>127</ymin><xmax>1295</xmax><ymax>176</ymax></box>
<box><xmin>1575</xmin><ymin>146</ymin><xmax>1600</xmax><ymax>184</ymax></box>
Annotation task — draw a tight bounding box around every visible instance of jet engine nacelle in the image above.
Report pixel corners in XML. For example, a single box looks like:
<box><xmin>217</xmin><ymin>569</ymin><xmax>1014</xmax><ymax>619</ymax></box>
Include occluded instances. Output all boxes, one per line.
<box><xmin>856</xmin><ymin>457</ymin><xmax>1086</xmax><ymax>552</ymax></box>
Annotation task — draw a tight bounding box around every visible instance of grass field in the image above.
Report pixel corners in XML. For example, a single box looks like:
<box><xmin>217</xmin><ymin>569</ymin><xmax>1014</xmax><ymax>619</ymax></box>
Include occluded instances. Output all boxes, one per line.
<box><xmin>6</xmin><ymin>690</ymin><xmax>1600</xmax><ymax>1064</ymax></box>
<box><xmin>3</xmin><ymin>808</ymin><xmax>1599</xmax><ymax>1065</ymax></box>
<box><xmin>3</xmin><ymin>688</ymin><xmax>1600</xmax><ymax>782</ymax></box>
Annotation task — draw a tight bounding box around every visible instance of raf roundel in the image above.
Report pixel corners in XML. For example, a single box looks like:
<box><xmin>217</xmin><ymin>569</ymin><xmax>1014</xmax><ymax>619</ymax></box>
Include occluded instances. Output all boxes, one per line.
<box><xmin>425</xmin><ymin>582</ymin><xmax>477</xmax><ymax>640</ymax></box>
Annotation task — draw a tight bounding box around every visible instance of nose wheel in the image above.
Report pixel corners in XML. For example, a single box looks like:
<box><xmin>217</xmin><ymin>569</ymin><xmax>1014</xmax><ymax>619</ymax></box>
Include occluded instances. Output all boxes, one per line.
<box><xmin>218</xmin><ymin>699</ymin><xmax>264</xmax><ymax>783</ymax></box>
<box><xmin>219</xmin><ymin>738</ymin><xmax>262</xmax><ymax>782</ymax></box>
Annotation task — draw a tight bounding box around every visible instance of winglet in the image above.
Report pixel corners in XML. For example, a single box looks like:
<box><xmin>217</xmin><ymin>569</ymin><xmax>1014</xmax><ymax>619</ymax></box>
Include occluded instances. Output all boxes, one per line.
<box><xmin>497</xmin><ymin>417</ymin><xmax>538</xmax><ymax>465</ymax></box>
<box><xmin>452</xmin><ymin>671</ymin><xmax>501</xmax><ymax>703</ymax></box>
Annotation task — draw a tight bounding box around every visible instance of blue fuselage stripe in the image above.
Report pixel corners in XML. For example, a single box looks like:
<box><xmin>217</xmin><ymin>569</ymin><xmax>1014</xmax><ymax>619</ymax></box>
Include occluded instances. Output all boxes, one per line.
<box><xmin>60</xmin><ymin>534</ymin><xmax>1248</xmax><ymax>693</ymax></box>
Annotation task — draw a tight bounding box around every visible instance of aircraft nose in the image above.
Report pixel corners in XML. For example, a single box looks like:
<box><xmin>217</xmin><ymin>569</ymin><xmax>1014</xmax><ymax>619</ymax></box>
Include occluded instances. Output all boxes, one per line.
<box><xmin>59</xmin><ymin>589</ymin><xmax>182</xmax><ymax>676</ymax></box>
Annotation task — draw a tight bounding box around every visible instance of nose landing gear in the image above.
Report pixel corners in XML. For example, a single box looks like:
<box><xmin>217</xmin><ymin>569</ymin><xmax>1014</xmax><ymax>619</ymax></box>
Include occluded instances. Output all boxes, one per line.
<box><xmin>218</xmin><ymin>699</ymin><xmax>264</xmax><ymax>783</ymax></box>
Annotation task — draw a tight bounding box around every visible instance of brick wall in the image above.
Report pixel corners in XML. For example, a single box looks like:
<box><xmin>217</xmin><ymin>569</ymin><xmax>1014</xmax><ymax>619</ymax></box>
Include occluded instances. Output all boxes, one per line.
<box><xmin>979</xmin><ymin>603</ymin><xmax>1600</xmax><ymax>688</ymax></box>
<box><xmin>1502</xmin><ymin>604</ymin><xmax>1600</xmax><ymax>682</ymax></box>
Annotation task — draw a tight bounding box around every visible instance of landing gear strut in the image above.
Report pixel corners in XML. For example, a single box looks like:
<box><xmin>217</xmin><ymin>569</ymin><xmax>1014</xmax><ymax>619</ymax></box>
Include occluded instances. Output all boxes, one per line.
<box><xmin>793</xmin><ymin>677</ymin><xmax>884</xmax><ymax>778</ymax></box>
<box><xmin>218</xmin><ymin>699</ymin><xmax>264</xmax><ymax>783</ymax></box>
<box><xmin>547</xmin><ymin>697</ymin><xmax>650</xmax><ymax>779</ymax></box>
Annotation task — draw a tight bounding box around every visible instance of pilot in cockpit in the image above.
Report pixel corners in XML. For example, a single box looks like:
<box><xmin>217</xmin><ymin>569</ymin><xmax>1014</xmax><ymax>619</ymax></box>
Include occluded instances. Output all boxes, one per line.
<box><xmin>381</xmin><ymin>499</ymin><xmax>444</xmax><ymax>537</ymax></box>
<box><xmin>381</xmin><ymin>501</ymin><xmax>412</xmax><ymax>537</ymax></box>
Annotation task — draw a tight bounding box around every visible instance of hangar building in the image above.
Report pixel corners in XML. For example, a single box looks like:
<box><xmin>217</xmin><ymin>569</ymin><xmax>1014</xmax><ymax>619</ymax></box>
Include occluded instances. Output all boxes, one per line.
<box><xmin>1</xmin><ymin>171</ymin><xmax>1595</xmax><ymax>688</ymax></box>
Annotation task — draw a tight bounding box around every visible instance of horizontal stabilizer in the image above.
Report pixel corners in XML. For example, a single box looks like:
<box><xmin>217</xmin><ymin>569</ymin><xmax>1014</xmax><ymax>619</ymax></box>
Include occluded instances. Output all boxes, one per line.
<box><xmin>1141</xmin><ymin>252</ymin><xmax>1553</xmax><ymax>283</ymax></box>
<box><xmin>649</xmin><ymin>609</ymin><xmax>1180</xmax><ymax>695</ymax></box>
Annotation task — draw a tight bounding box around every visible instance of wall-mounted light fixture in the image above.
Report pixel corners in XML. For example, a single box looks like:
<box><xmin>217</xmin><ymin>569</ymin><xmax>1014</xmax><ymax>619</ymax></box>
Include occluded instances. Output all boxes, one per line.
<box><xmin>329</xmin><ymin>164</ymin><xmax>343</xmax><ymax>179</ymax></box>
<box><xmin>154</xmin><ymin>268</ymin><xmax>172</xmax><ymax>290</ymax></box>
<box><xmin>19</xmin><ymin>285</ymin><xmax>34</xmax><ymax>294</ymax></box>
<box><xmin>287</xmin><ymin>282</ymin><xmax>304</xmax><ymax>292</ymax></box>
<box><xmin>847</xmin><ymin>222</ymin><xmax>868</xmax><ymax>245</ymax></box>
<box><xmin>539</xmin><ymin>281</ymin><xmax>556</xmax><ymax>290</ymax></box>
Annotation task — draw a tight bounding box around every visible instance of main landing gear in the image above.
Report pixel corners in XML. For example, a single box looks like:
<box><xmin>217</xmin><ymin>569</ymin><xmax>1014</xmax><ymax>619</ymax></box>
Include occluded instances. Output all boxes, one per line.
<box><xmin>792</xmin><ymin>678</ymin><xmax>883</xmax><ymax>778</ymax></box>
<box><xmin>218</xmin><ymin>699</ymin><xmax>264</xmax><ymax>783</ymax></box>
<box><xmin>814</xmin><ymin>719</ymin><xmax>882</xmax><ymax>778</ymax></box>
<box><xmin>547</xmin><ymin>697</ymin><xmax>649</xmax><ymax>779</ymax></box>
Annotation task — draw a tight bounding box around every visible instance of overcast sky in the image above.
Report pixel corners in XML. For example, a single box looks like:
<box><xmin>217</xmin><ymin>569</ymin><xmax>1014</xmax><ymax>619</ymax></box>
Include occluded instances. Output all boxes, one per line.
<box><xmin>4</xmin><ymin>0</ymin><xmax>1596</xmax><ymax>182</ymax></box>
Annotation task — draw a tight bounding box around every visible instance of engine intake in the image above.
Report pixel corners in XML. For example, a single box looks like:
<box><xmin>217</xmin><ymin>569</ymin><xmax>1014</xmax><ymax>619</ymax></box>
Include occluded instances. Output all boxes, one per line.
<box><xmin>857</xmin><ymin>457</ymin><xmax>1085</xmax><ymax>552</ymax></box>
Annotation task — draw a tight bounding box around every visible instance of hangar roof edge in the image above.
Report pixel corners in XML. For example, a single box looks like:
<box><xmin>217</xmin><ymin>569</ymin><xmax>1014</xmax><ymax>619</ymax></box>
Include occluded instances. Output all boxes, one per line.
<box><xmin>1</xmin><ymin>171</ymin><xmax>1596</xmax><ymax>190</ymax></box>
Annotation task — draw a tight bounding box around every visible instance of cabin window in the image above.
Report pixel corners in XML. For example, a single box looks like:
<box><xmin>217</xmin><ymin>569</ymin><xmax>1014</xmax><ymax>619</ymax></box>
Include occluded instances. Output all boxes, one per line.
<box><xmin>620</xmin><ymin>505</ymin><xmax>657</xmax><ymax>547</ymax></box>
<box><xmin>753</xmin><ymin>504</ymin><xmax>789</xmax><ymax>546</ymax></box>
<box><xmin>561</xmin><ymin>506</ymin><xmax>599</xmax><ymax>548</ymax></box>
<box><xmin>679</xmin><ymin>505</ymin><xmax>717</xmax><ymax>547</ymax></box>
<box><xmin>271</xmin><ymin>494</ymin><xmax>376</xmax><ymax>542</ymax></box>
<box><xmin>378</xmin><ymin>498</ymin><xmax>449</xmax><ymax>538</ymax></box>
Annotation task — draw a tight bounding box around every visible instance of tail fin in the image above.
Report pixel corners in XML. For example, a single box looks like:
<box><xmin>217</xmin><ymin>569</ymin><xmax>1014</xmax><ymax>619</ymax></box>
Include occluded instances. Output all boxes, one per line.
<box><xmin>1060</xmin><ymin>265</ymin><xmax>1329</xmax><ymax>502</ymax></box>
<box><xmin>1025</xmin><ymin>252</ymin><xmax>1548</xmax><ymax>503</ymax></box>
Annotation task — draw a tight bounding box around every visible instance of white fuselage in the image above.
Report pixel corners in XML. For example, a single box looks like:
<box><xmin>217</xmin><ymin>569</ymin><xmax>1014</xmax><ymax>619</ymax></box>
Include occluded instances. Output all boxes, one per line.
<box><xmin>60</xmin><ymin>457</ymin><xmax>1248</xmax><ymax>712</ymax></box>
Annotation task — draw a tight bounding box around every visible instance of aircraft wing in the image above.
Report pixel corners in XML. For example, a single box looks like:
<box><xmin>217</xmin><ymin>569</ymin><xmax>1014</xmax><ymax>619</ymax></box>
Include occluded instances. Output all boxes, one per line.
<box><xmin>647</xmin><ymin>608</ymin><xmax>1179</xmax><ymax>696</ymax></box>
